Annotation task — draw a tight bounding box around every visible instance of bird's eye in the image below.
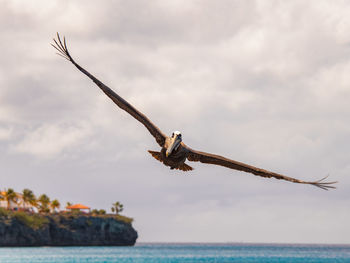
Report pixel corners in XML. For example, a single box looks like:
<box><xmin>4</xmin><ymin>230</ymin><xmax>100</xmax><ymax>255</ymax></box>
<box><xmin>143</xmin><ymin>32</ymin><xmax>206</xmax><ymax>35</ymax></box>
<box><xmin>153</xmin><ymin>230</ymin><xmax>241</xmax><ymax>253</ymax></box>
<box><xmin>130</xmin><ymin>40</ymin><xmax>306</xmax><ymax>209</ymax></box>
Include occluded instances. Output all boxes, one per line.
<box><xmin>172</xmin><ymin>133</ymin><xmax>174</xmax><ymax>137</ymax></box>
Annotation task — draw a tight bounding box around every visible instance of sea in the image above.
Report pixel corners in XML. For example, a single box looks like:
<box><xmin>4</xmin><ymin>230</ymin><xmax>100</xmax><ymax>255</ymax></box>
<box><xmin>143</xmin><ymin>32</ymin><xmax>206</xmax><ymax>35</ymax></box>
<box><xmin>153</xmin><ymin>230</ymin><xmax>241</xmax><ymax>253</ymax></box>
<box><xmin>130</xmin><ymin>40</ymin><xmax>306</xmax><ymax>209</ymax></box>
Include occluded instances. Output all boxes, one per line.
<box><xmin>0</xmin><ymin>243</ymin><xmax>349</xmax><ymax>263</ymax></box>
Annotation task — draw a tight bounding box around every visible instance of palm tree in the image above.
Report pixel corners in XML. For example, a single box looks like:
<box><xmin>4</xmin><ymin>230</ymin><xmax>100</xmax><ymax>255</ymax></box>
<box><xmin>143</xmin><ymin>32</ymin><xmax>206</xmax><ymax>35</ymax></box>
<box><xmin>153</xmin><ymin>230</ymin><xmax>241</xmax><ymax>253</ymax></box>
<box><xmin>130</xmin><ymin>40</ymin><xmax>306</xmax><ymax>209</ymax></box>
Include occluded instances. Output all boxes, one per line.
<box><xmin>22</xmin><ymin>189</ymin><xmax>36</xmax><ymax>210</ymax></box>
<box><xmin>38</xmin><ymin>194</ymin><xmax>50</xmax><ymax>213</ymax></box>
<box><xmin>50</xmin><ymin>199</ymin><xmax>60</xmax><ymax>213</ymax></box>
<box><xmin>28</xmin><ymin>197</ymin><xmax>38</xmax><ymax>212</ymax></box>
<box><xmin>4</xmin><ymin>188</ymin><xmax>17</xmax><ymax>210</ymax></box>
<box><xmin>111</xmin><ymin>201</ymin><xmax>123</xmax><ymax>215</ymax></box>
<box><xmin>0</xmin><ymin>191</ymin><xmax>5</xmax><ymax>208</ymax></box>
<box><xmin>99</xmin><ymin>209</ymin><xmax>106</xmax><ymax>215</ymax></box>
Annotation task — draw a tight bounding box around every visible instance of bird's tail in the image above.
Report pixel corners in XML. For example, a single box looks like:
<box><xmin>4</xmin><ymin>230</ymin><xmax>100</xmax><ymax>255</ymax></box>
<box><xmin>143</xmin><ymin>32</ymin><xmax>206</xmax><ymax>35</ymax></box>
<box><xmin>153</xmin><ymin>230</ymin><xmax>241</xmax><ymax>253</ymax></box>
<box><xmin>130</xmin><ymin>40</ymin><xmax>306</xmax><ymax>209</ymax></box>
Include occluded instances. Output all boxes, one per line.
<box><xmin>148</xmin><ymin>150</ymin><xmax>163</xmax><ymax>163</ymax></box>
<box><xmin>148</xmin><ymin>150</ymin><xmax>194</xmax><ymax>172</ymax></box>
<box><xmin>177</xmin><ymin>163</ymin><xmax>194</xmax><ymax>172</ymax></box>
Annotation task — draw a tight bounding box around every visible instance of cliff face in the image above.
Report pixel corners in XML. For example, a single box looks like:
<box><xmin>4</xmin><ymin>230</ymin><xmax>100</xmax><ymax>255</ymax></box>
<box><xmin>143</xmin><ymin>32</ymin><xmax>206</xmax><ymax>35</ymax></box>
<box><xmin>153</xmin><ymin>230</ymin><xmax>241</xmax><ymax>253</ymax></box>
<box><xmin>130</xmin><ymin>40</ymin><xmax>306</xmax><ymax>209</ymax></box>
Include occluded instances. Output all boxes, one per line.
<box><xmin>0</xmin><ymin>213</ymin><xmax>137</xmax><ymax>246</ymax></box>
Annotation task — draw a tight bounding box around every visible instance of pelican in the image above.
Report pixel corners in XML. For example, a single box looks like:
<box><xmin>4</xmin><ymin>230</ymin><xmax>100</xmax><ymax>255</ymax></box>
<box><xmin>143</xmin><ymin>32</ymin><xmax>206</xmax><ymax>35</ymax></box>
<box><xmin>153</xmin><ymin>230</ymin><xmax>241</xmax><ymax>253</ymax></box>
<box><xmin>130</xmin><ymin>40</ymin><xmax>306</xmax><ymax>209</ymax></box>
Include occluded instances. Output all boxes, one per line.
<box><xmin>52</xmin><ymin>33</ymin><xmax>336</xmax><ymax>190</ymax></box>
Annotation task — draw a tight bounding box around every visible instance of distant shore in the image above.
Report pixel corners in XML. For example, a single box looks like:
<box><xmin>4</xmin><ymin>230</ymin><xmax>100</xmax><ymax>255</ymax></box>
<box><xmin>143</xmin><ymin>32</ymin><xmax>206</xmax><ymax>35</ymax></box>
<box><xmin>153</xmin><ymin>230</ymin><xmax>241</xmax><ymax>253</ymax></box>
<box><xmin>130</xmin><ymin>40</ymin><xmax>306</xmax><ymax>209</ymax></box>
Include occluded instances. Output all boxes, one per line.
<box><xmin>0</xmin><ymin>209</ymin><xmax>137</xmax><ymax>246</ymax></box>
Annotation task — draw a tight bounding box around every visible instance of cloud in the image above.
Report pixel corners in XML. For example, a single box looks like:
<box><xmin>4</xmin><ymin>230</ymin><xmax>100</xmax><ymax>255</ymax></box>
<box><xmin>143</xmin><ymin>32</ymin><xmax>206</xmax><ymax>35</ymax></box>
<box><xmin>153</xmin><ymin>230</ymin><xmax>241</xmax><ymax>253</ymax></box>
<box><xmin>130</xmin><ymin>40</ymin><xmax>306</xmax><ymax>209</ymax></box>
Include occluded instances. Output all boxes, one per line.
<box><xmin>0</xmin><ymin>0</ymin><xmax>349</xmax><ymax>243</ymax></box>
<box><xmin>12</xmin><ymin>123</ymin><xmax>92</xmax><ymax>158</ymax></box>
<box><xmin>0</xmin><ymin>127</ymin><xmax>13</xmax><ymax>141</ymax></box>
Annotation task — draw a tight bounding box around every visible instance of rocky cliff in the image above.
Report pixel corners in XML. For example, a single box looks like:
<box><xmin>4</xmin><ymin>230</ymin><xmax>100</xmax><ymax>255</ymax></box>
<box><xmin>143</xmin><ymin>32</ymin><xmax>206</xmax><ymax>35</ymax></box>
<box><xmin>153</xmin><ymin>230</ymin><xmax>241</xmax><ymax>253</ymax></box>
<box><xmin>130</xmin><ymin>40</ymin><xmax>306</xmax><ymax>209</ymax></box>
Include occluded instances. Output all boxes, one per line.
<box><xmin>0</xmin><ymin>211</ymin><xmax>137</xmax><ymax>246</ymax></box>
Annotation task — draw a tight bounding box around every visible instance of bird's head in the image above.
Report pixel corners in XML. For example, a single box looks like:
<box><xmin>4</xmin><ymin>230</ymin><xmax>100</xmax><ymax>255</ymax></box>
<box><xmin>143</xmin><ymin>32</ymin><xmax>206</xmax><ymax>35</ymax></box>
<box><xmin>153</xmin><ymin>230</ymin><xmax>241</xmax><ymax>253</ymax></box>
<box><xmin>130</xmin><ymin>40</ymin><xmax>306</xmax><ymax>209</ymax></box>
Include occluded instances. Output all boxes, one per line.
<box><xmin>166</xmin><ymin>131</ymin><xmax>182</xmax><ymax>157</ymax></box>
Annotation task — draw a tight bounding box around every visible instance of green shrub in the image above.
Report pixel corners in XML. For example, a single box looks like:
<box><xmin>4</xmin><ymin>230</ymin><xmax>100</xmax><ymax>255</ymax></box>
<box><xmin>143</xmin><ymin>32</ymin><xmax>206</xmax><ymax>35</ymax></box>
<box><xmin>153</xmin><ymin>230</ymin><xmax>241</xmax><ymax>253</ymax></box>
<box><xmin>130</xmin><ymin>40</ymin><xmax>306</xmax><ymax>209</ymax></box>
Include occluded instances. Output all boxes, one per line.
<box><xmin>91</xmin><ymin>209</ymin><xmax>99</xmax><ymax>215</ymax></box>
<box><xmin>99</xmin><ymin>209</ymin><xmax>106</xmax><ymax>215</ymax></box>
<box><xmin>0</xmin><ymin>207</ymin><xmax>10</xmax><ymax>217</ymax></box>
<box><xmin>13</xmin><ymin>212</ymin><xmax>49</xmax><ymax>229</ymax></box>
<box><xmin>115</xmin><ymin>214</ymin><xmax>133</xmax><ymax>224</ymax></box>
<box><xmin>91</xmin><ymin>209</ymin><xmax>107</xmax><ymax>215</ymax></box>
<box><xmin>71</xmin><ymin>210</ymin><xmax>83</xmax><ymax>216</ymax></box>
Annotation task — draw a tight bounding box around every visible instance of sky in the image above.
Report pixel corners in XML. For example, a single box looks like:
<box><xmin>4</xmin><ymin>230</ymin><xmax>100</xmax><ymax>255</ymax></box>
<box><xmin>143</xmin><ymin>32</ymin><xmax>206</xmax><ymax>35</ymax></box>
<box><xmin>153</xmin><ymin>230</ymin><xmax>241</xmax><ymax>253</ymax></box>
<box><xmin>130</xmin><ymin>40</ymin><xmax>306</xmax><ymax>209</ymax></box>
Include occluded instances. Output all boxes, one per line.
<box><xmin>0</xmin><ymin>0</ymin><xmax>350</xmax><ymax>243</ymax></box>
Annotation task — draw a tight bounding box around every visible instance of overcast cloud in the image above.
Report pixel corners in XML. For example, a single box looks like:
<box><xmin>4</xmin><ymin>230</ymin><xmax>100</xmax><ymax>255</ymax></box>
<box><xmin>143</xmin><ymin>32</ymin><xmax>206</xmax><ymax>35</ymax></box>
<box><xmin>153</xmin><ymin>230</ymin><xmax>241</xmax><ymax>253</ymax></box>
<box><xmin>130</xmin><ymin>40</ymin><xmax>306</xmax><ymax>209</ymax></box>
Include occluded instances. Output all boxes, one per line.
<box><xmin>1</xmin><ymin>0</ymin><xmax>350</xmax><ymax>243</ymax></box>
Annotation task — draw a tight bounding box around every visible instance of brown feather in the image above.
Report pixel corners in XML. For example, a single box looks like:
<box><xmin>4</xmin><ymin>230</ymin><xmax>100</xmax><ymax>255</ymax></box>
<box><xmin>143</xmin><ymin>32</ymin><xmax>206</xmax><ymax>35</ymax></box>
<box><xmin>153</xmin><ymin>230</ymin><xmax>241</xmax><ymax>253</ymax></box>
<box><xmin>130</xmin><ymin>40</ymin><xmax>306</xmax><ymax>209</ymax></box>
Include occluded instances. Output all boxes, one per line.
<box><xmin>148</xmin><ymin>150</ymin><xmax>193</xmax><ymax>171</ymax></box>
<box><xmin>183</xmin><ymin>145</ymin><xmax>337</xmax><ymax>190</ymax></box>
<box><xmin>52</xmin><ymin>33</ymin><xmax>166</xmax><ymax>147</ymax></box>
<box><xmin>148</xmin><ymin>150</ymin><xmax>163</xmax><ymax>163</ymax></box>
<box><xmin>176</xmin><ymin>163</ymin><xmax>194</xmax><ymax>172</ymax></box>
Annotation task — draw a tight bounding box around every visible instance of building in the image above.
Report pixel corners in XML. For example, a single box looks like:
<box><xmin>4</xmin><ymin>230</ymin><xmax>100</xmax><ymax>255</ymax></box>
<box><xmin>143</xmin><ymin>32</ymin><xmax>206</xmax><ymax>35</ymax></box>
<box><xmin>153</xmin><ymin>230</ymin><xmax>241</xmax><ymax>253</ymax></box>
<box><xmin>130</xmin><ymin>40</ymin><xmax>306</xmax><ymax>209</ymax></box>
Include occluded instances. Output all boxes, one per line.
<box><xmin>0</xmin><ymin>191</ymin><xmax>35</xmax><ymax>211</ymax></box>
<box><xmin>66</xmin><ymin>203</ymin><xmax>90</xmax><ymax>213</ymax></box>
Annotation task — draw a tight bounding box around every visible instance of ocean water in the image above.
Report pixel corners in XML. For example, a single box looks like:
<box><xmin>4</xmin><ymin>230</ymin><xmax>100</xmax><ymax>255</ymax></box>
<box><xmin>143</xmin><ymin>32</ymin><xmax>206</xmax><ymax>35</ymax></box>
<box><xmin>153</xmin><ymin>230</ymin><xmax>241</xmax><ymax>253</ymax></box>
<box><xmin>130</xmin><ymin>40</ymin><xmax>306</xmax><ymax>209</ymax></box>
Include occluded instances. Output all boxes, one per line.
<box><xmin>0</xmin><ymin>243</ymin><xmax>349</xmax><ymax>263</ymax></box>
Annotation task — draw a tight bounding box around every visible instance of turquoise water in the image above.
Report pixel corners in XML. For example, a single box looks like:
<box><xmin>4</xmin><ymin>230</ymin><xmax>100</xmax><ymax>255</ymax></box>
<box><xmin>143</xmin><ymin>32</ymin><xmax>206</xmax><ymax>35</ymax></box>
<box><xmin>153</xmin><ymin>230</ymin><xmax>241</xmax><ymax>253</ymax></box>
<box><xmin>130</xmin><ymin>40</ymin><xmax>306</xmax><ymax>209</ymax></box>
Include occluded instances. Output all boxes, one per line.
<box><xmin>0</xmin><ymin>243</ymin><xmax>349</xmax><ymax>263</ymax></box>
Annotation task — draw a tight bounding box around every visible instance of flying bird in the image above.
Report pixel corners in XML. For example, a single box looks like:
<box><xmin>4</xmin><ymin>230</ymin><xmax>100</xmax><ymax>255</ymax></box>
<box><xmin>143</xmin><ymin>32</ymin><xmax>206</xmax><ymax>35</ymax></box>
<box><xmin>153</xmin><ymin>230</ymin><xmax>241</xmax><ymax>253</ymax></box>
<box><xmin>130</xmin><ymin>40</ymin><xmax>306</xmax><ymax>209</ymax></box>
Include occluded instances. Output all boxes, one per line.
<box><xmin>52</xmin><ymin>33</ymin><xmax>336</xmax><ymax>190</ymax></box>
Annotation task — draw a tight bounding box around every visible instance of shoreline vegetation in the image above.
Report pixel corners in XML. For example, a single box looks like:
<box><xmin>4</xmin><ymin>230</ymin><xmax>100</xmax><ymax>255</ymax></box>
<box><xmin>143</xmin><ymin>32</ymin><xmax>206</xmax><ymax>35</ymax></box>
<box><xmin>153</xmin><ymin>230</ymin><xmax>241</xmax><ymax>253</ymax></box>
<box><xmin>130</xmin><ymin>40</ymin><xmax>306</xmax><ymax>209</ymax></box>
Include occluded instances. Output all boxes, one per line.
<box><xmin>0</xmin><ymin>187</ymin><xmax>132</xmax><ymax>223</ymax></box>
<box><xmin>0</xmin><ymin>207</ymin><xmax>133</xmax><ymax>227</ymax></box>
<box><xmin>0</xmin><ymin>188</ymin><xmax>137</xmax><ymax>246</ymax></box>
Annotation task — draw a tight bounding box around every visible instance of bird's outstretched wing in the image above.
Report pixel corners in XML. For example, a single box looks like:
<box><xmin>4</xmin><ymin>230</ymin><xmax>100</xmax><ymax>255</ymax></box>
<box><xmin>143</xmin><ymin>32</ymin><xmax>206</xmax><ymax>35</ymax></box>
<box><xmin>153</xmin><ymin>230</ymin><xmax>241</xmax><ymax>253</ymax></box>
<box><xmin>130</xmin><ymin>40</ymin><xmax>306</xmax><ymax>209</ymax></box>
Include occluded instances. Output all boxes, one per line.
<box><xmin>52</xmin><ymin>33</ymin><xmax>167</xmax><ymax>147</ymax></box>
<box><xmin>184</xmin><ymin>145</ymin><xmax>337</xmax><ymax>190</ymax></box>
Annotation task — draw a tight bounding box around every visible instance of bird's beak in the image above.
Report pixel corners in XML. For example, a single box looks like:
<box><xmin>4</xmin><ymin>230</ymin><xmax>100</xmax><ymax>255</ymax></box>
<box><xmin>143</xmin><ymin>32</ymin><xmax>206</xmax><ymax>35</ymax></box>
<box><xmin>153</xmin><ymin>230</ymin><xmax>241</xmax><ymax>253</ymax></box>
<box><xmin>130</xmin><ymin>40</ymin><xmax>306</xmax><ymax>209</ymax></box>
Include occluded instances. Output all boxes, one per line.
<box><xmin>166</xmin><ymin>135</ymin><xmax>181</xmax><ymax>157</ymax></box>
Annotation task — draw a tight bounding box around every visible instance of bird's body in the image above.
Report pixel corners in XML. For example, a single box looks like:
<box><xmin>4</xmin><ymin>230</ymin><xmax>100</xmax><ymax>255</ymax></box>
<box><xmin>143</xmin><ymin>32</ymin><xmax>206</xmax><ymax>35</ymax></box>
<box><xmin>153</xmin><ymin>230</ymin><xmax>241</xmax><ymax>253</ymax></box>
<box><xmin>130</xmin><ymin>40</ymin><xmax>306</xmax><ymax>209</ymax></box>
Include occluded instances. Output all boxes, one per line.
<box><xmin>161</xmin><ymin>143</ymin><xmax>188</xmax><ymax>169</ymax></box>
<box><xmin>149</xmin><ymin>141</ymin><xmax>192</xmax><ymax>171</ymax></box>
<box><xmin>52</xmin><ymin>33</ymin><xmax>337</xmax><ymax>190</ymax></box>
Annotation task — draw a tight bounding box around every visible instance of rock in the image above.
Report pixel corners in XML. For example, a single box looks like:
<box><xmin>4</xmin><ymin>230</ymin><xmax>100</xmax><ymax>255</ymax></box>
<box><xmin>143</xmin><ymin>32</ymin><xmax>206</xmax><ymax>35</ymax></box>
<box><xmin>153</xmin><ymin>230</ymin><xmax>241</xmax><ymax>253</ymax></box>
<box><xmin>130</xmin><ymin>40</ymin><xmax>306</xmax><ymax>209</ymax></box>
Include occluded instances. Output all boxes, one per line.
<box><xmin>0</xmin><ymin>212</ymin><xmax>137</xmax><ymax>246</ymax></box>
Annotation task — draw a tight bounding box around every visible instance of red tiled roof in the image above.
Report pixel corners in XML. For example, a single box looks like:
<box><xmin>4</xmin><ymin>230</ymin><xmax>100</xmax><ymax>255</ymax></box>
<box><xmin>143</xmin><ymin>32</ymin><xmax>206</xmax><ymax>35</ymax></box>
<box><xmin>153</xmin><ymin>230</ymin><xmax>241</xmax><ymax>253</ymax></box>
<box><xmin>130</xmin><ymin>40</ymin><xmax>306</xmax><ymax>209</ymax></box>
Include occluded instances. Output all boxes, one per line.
<box><xmin>66</xmin><ymin>204</ymin><xmax>90</xmax><ymax>209</ymax></box>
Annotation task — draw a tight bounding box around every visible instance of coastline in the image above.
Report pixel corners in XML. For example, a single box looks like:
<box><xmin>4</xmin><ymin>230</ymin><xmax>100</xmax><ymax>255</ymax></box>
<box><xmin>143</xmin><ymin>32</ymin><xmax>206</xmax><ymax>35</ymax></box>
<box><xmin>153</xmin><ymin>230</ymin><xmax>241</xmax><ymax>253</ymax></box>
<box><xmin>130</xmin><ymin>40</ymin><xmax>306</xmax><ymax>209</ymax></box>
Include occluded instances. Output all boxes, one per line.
<box><xmin>0</xmin><ymin>211</ymin><xmax>137</xmax><ymax>247</ymax></box>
